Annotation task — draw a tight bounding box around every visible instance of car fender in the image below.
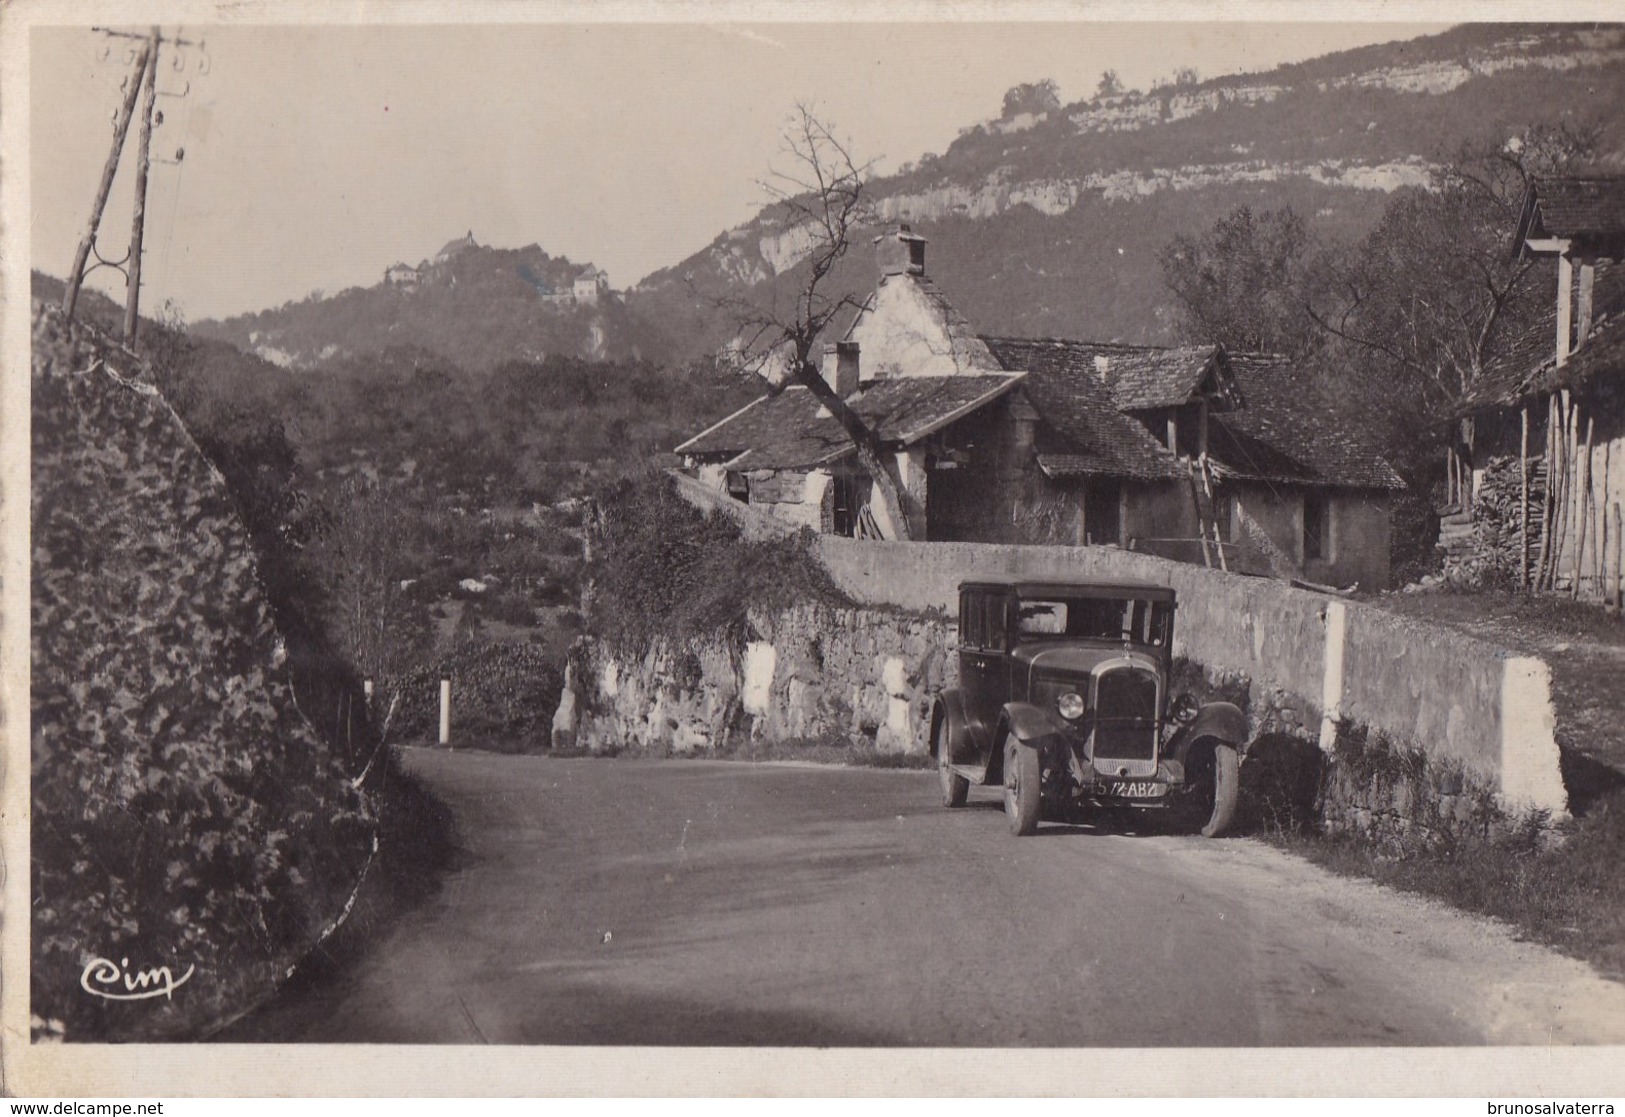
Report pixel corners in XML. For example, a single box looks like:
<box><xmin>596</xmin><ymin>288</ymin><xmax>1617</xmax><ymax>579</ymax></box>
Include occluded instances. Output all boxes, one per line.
<box><xmin>1167</xmin><ymin>701</ymin><xmax>1249</xmax><ymax>765</ymax></box>
<box><xmin>1000</xmin><ymin>701</ymin><xmax>1068</xmax><ymax>745</ymax></box>
<box><xmin>930</xmin><ymin>690</ymin><xmax>982</xmax><ymax>765</ymax></box>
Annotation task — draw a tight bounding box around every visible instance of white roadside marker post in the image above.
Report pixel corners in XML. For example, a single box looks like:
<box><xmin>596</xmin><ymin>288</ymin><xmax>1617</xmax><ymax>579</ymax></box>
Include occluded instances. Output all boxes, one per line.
<box><xmin>440</xmin><ymin>678</ymin><xmax>453</xmax><ymax>749</ymax></box>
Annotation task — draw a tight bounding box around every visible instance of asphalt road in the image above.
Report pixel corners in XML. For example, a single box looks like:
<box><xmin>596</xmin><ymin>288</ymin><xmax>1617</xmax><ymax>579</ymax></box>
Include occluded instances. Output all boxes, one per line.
<box><xmin>228</xmin><ymin>747</ymin><xmax>1625</xmax><ymax>1046</ymax></box>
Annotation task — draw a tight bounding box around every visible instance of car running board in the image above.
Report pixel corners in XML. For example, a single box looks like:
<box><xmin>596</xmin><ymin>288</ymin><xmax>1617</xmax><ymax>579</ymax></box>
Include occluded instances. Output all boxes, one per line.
<box><xmin>949</xmin><ymin>762</ymin><xmax>994</xmax><ymax>786</ymax></box>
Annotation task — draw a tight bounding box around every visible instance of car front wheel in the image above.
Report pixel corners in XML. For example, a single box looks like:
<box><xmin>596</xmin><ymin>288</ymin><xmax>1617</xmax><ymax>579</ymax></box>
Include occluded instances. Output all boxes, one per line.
<box><xmin>937</xmin><ymin>716</ymin><xmax>969</xmax><ymax>809</ymax></box>
<box><xmin>1201</xmin><ymin>743</ymin><xmax>1240</xmax><ymax>838</ymax></box>
<box><xmin>1004</xmin><ymin>738</ymin><xmax>1041</xmax><ymax>836</ymax></box>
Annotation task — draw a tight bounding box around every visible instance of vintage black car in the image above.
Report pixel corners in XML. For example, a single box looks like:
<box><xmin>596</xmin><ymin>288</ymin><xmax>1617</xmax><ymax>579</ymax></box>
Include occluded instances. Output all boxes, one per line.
<box><xmin>930</xmin><ymin>577</ymin><xmax>1247</xmax><ymax>836</ymax></box>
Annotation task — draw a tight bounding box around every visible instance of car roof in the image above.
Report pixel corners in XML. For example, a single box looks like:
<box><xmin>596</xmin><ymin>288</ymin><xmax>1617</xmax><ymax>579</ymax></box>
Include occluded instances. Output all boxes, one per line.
<box><xmin>958</xmin><ymin>576</ymin><xmax>1176</xmax><ymax>600</ymax></box>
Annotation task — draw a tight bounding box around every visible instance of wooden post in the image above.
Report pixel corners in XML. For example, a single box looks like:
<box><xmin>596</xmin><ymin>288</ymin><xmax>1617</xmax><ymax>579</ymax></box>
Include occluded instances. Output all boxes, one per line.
<box><xmin>1533</xmin><ymin>395</ymin><xmax>1557</xmax><ymax>590</ymax></box>
<box><xmin>1551</xmin><ymin>395</ymin><xmax>1574</xmax><ymax>589</ymax></box>
<box><xmin>1519</xmin><ymin>407</ymin><xmax>1531</xmax><ymax>589</ymax></box>
<box><xmin>1615</xmin><ymin>504</ymin><xmax>1623</xmax><ymax>613</ymax></box>
<box><xmin>439</xmin><ymin>678</ymin><xmax>452</xmax><ymax>747</ymax></box>
<box><xmin>63</xmin><ymin>38</ymin><xmax>153</xmax><ymax>321</ymax></box>
<box><xmin>1595</xmin><ymin>441</ymin><xmax>1610</xmax><ymax>593</ymax></box>
<box><xmin>1577</xmin><ymin>262</ymin><xmax>1596</xmax><ymax>348</ymax></box>
<box><xmin>122</xmin><ymin>28</ymin><xmax>162</xmax><ymax>347</ymax></box>
<box><xmin>1572</xmin><ymin>416</ymin><xmax>1593</xmax><ymax>599</ymax></box>
<box><xmin>1557</xmin><ymin>254</ymin><xmax>1574</xmax><ymax>368</ymax></box>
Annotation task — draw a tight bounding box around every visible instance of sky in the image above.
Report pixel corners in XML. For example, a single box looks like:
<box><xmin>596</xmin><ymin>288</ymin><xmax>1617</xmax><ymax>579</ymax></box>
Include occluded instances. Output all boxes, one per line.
<box><xmin>29</xmin><ymin>19</ymin><xmax>1452</xmax><ymax>323</ymax></box>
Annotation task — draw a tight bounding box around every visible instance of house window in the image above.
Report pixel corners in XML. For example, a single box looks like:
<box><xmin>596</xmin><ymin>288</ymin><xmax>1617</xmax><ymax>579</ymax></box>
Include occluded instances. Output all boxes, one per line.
<box><xmin>1304</xmin><ymin>494</ymin><xmax>1329</xmax><ymax>561</ymax></box>
<box><xmin>725</xmin><ymin>472</ymin><xmax>749</xmax><ymax>503</ymax></box>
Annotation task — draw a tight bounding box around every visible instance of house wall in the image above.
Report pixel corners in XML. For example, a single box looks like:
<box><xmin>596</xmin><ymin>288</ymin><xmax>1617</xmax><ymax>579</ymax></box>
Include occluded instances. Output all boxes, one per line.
<box><xmin>1228</xmin><ymin>486</ymin><xmax>1392</xmax><ymax>591</ymax></box>
<box><xmin>740</xmin><ymin>468</ymin><xmax>829</xmax><ymax>532</ymax></box>
<box><xmin>1318</xmin><ymin>492</ymin><xmax>1393</xmax><ymax>592</ymax></box>
<box><xmin>843</xmin><ymin>275</ymin><xmax>1001</xmax><ymax>380</ymax></box>
<box><xmin>1123</xmin><ymin>481</ymin><xmax>1201</xmax><ymax>563</ymax></box>
<box><xmin>1230</xmin><ymin>486</ymin><xmax>1301</xmax><ymax>579</ymax></box>
<box><xmin>925</xmin><ymin>395</ymin><xmax>1039</xmax><ymax>543</ymax></box>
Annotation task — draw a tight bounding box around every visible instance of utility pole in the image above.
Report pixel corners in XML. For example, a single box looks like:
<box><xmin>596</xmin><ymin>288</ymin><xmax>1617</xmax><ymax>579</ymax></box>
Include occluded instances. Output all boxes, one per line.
<box><xmin>123</xmin><ymin>27</ymin><xmax>161</xmax><ymax>345</ymax></box>
<box><xmin>62</xmin><ymin>33</ymin><xmax>153</xmax><ymax>322</ymax></box>
<box><xmin>62</xmin><ymin>26</ymin><xmax>202</xmax><ymax>345</ymax></box>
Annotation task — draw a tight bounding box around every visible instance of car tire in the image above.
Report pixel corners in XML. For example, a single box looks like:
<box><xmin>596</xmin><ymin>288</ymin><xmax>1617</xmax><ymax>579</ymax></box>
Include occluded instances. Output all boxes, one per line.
<box><xmin>1200</xmin><ymin>743</ymin><xmax>1240</xmax><ymax>838</ymax></box>
<box><xmin>1004</xmin><ymin>738</ymin><xmax>1041</xmax><ymax>836</ymax></box>
<box><xmin>936</xmin><ymin>717</ymin><xmax>969</xmax><ymax>809</ymax></box>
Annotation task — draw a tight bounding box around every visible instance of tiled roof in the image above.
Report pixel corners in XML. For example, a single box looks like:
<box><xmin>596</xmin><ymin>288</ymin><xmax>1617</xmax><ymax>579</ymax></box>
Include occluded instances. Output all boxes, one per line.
<box><xmin>986</xmin><ymin>335</ymin><xmax>1402</xmax><ymax>490</ymax></box>
<box><xmin>1463</xmin><ymin>262</ymin><xmax>1625</xmax><ymax>411</ymax></box>
<box><xmin>1102</xmin><ymin>346</ymin><xmax>1221</xmax><ymax>410</ymax></box>
<box><xmin>1213</xmin><ymin>354</ymin><xmax>1407</xmax><ymax>491</ymax></box>
<box><xmin>1516</xmin><ymin>177</ymin><xmax>1625</xmax><ymax>245</ymax></box>
<box><xmin>674</xmin><ymin>374</ymin><xmax>1024</xmax><ymax>471</ymax></box>
<box><xmin>982</xmin><ymin>337</ymin><xmax>1188</xmax><ymax>481</ymax></box>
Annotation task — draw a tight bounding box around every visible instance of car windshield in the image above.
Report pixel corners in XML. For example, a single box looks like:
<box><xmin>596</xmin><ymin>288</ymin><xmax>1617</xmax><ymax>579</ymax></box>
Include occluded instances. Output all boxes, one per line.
<box><xmin>1016</xmin><ymin>597</ymin><xmax>1170</xmax><ymax>646</ymax></box>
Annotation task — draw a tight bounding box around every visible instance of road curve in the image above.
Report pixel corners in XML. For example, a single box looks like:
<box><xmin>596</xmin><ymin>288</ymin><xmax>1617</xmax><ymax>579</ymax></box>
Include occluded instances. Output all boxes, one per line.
<box><xmin>227</xmin><ymin>748</ymin><xmax>1625</xmax><ymax>1046</ymax></box>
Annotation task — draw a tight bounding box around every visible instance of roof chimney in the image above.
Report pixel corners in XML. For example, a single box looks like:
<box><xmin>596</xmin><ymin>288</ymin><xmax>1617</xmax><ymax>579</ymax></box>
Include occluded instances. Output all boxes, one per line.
<box><xmin>822</xmin><ymin>341</ymin><xmax>861</xmax><ymax>397</ymax></box>
<box><xmin>875</xmin><ymin>222</ymin><xmax>927</xmax><ymax>278</ymax></box>
<box><xmin>1095</xmin><ymin>355</ymin><xmax>1111</xmax><ymax>381</ymax></box>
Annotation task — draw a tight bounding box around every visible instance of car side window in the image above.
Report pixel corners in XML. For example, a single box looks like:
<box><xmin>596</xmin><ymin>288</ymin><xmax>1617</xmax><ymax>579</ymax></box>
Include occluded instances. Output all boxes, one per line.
<box><xmin>960</xmin><ymin>591</ymin><xmax>984</xmax><ymax>650</ymax></box>
<box><xmin>984</xmin><ymin>594</ymin><xmax>1009</xmax><ymax>653</ymax></box>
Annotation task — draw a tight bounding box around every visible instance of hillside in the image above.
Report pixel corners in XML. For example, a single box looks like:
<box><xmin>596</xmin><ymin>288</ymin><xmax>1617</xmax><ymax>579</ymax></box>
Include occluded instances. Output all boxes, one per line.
<box><xmin>628</xmin><ymin>23</ymin><xmax>1625</xmax><ymax>359</ymax></box>
<box><xmin>192</xmin><ymin>236</ymin><xmax>672</xmax><ymax>370</ymax></box>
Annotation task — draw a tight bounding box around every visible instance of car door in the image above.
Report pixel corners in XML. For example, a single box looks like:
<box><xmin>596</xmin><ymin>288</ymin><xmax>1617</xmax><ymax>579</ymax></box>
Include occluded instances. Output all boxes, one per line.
<box><xmin>958</xmin><ymin>589</ymin><xmax>1009</xmax><ymax>762</ymax></box>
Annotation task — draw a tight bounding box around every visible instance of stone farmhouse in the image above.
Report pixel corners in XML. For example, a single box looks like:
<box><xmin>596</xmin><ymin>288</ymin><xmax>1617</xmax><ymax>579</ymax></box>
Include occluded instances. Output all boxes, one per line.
<box><xmin>1445</xmin><ymin>176</ymin><xmax>1625</xmax><ymax>605</ymax></box>
<box><xmin>677</xmin><ymin>224</ymin><xmax>1404</xmax><ymax>590</ymax></box>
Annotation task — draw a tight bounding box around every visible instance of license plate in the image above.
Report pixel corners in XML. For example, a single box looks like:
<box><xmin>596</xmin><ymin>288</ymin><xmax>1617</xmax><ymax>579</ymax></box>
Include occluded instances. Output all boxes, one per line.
<box><xmin>1107</xmin><ymin>780</ymin><xmax>1165</xmax><ymax>798</ymax></box>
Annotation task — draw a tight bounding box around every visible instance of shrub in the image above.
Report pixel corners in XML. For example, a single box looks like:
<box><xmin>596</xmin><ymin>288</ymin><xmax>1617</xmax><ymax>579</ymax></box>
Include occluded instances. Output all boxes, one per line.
<box><xmin>385</xmin><ymin>641</ymin><xmax>563</xmax><ymax>751</ymax></box>
<box><xmin>588</xmin><ymin>470</ymin><xmax>852</xmax><ymax>651</ymax></box>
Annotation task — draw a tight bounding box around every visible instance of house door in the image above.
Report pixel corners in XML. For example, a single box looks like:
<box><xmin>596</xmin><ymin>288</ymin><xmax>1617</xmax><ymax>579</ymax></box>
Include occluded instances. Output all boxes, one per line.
<box><xmin>1085</xmin><ymin>481</ymin><xmax>1122</xmax><ymax>545</ymax></box>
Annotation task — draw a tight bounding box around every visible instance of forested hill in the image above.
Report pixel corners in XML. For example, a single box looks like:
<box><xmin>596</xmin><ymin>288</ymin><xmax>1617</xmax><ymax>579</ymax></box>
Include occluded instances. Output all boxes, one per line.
<box><xmin>191</xmin><ymin>239</ymin><xmax>672</xmax><ymax>371</ymax></box>
<box><xmin>628</xmin><ymin>23</ymin><xmax>1625</xmax><ymax>360</ymax></box>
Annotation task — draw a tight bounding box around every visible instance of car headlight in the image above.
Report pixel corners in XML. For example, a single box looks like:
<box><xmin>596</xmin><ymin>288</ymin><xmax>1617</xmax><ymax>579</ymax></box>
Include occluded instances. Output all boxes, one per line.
<box><xmin>1056</xmin><ymin>691</ymin><xmax>1086</xmax><ymax>721</ymax></box>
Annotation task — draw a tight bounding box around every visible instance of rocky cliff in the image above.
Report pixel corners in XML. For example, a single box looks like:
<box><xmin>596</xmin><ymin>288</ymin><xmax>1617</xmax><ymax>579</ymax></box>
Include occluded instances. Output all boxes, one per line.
<box><xmin>630</xmin><ymin>23</ymin><xmax>1625</xmax><ymax>357</ymax></box>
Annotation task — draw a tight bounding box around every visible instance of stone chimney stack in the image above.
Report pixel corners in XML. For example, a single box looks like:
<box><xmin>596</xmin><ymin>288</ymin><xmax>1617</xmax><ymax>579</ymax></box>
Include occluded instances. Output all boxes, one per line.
<box><xmin>875</xmin><ymin>222</ymin><xmax>927</xmax><ymax>278</ymax></box>
<box><xmin>822</xmin><ymin>341</ymin><xmax>861</xmax><ymax>396</ymax></box>
<box><xmin>1095</xmin><ymin>354</ymin><xmax>1111</xmax><ymax>382</ymax></box>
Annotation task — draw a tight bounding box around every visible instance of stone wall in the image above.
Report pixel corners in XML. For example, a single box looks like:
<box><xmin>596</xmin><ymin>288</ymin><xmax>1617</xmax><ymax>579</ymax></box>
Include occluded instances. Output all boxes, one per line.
<box><xmin>570</xmin><ymin>604</ymin><xmax>955</xmax><ymax>757</ymax></box>
<box><xmin>661</xmin><ymin>472</ymin><xmax>1569</xmax><ymax>842</ymax></box>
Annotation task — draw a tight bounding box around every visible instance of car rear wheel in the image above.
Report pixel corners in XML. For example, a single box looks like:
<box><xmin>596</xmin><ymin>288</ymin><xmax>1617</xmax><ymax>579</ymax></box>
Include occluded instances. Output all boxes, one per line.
<box><xmin>936</xmin><ymin>716</ymin><xmax>969</xmax><ymax>808</ymax></box>
<box><xmin>1004</xmin><ymin>738</ymin><xmax>1041</xmax><ymax>836</ymax></box>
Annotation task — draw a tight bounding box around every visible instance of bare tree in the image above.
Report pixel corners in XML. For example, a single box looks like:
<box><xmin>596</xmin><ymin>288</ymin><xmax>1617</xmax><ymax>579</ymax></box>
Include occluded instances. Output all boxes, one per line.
<box><xmin>1307</xmin><ymin>123</ymin><xmax>1599</xmax><ymax>423</ymax></box>
<box><xmin>721</xmin><ymin>104</ymin><xmax>914</xmax><ymax>538</ymax></box>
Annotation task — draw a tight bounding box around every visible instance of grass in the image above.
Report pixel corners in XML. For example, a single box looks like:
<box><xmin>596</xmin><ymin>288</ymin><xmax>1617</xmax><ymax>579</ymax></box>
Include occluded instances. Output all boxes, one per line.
<box><xmin>1266</xmin><ymin>783</ymin><xmax>1625</xmax><ymax>982</ymax></box>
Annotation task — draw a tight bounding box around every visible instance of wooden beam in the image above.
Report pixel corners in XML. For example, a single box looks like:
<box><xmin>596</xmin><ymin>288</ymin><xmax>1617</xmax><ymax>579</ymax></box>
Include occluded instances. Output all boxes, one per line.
<box><xmin>1557</xmin><ymin>254</ymin><xmax>1574</xmax><ymax>368</ymax></box>
<box><xmin>1572</xmin><ymin>415</ymin><xmax>1594</xmax><ymax>599</ymax></box>
<box><xmin>1525</xmin><ymin>237</ymin><xmax>1573</xmax><ymax>254</ymax></box>
<box><xmin>1520</xmin><ymin>407</ymin><xmax>1530</xmax><ymax>590</ymax></box>
<box><xmin>1577</xmin><ymin>262</ymin><xmax>1596</xmax><ymax>349</ymax></box>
